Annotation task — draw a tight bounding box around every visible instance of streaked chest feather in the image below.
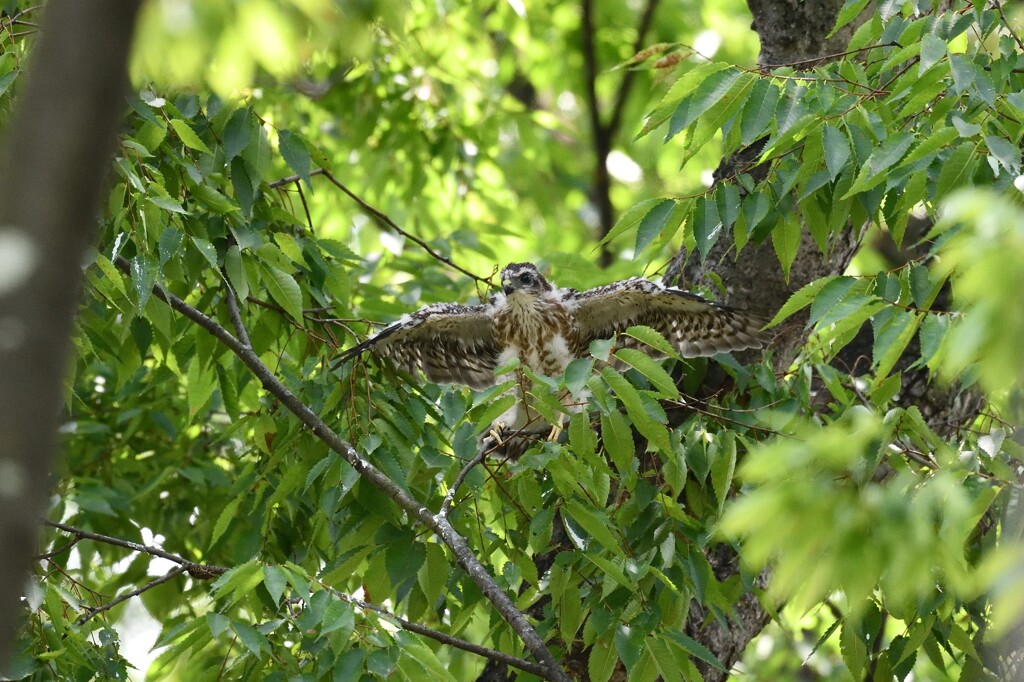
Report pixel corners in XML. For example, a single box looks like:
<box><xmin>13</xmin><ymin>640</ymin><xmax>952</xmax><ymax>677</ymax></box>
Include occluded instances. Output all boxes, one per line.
<box><xmin>494</xmin><ymin>294</ymin><xmax>575</xmax><ymax>376</ymax></box>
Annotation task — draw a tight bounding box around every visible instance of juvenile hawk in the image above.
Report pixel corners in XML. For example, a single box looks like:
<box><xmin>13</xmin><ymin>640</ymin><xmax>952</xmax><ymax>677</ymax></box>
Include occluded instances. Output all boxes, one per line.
<box><xmin>337</xmin><ymin>263</ymin><xmax>764</xmax><ymax>446</ymax></box>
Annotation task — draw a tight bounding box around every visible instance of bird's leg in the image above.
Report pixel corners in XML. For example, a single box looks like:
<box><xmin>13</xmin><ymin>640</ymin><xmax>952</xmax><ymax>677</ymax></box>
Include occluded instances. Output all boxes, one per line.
<box><xmin>546</xmin><ymin>421</ymin><xmax>563</xmax><ymax>442</ymax></box>
<box><xmin>487</xmin><ymin>421</ymin><xmax>507</xmax><ymax>447</ymax></box>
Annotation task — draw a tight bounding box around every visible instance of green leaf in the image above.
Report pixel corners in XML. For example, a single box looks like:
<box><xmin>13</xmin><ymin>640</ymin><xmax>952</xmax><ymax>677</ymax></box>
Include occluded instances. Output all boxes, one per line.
<box><xmin>873</xmin><ymin>310</ymin><xmax>921</xmax><ymax>378</ymax></box>
<box><xmin>600</xmin><ymin>198</ymin><xmax>665</xmax><ymax>247</ymax></box>
<box><xmin>623</xmin><ymin>325</ymin><xmax>678</xmax><ymax>358</ymax></box>
<box><xmin>259</xmin><ymin>262</ymin><xmax>304</xmax><ymax>324</ymax></box>
<box><xmin>710</xmin><ymin>432</ymin><xmax>737</xmax><ymax>513</ymax></box>
<box><xmin>223</xmin><ymin>108</ymin><xmax>253</xmax><ymax>161</ymax></box>
<box><xmin>767</xmin><ymin>275</ymin><xmax>838</xmax><ymax>327</ymax></box>
<box><xmin>740</xmin><ymin>78</ymin><xmax>781</xmax><ymax>145</ymax></box>
<box><xmin>187</xmin><ymin>356</ymin><xmax>217</xmax><ymax>417</ymax></box>
<box><xmin>647</xmin><ymin>636</ymin><xmax>684</xmax><ymax>682</ymax></box>
<box><xmin>225</xmin><ymin>245</ymin><xmax>249</xmax><ymax>302</ymax></box>
<box><xmin>263</xmin><ymin>565</ymin><xmax>287</xmax><ymax>605</ymax></box>
<box><xmin>613</xmin><ymin>348</ymin><xmax>679</xmax><ymax>399</ymax></box>
<box><xmin>840</xmin><ymin>618</ymin><xmax>868</xmax><ymax>679</ymax></box>
<box><xmin>231</xmin><ymin>620</ymin><xmax>268</xmax><ymax>655</ymax></box>
<box><xmin>693</xmin><ymin>196</ymin><xmax>722</xmax><ymax>261</ymax></box>
<box><xmin>664</xmin><ymin>631</ymin><xmax>728</xmax><ymax>672</ymax></box>
<box><xmin>130</xmin><ymin>254</ymin><xmax>156</xmax><ymax>312</ymax></box>
<box><xmin>600</xmin><ymin>410</ymin><xmax>635</xmax><ymax>474</ymax></box>
<box><xmin>588</xmin><ymin>638</ymin><xmax>618</xmax><ymax>682</ymax></box>
<box><xmin>919</xmin><ymin>33</ymin><xmax>946</xmax><ymax>74</ymax></box>
<box><xmin>640</xmin><ymin>62</ymin><xmax>732</xmax><ymax>137</ymax></box>
<box><xmin>822</xmin><ymin>124</ymin><xmax>851</xmax><ymax>181</ymax></box>
<box><xmin>808</xmin><ymin>276</ymin><xmax>859</xmax><ymax>325</ymax></box>
<box><xmin>564</xmin><ymin>499</ymin><xmax>623</xmax><ymax>554</ymax></box>
<box><xmin>190</xmin><ymin>237</ymin><xmax>219</xmax><ymax>268</ymax></box>
<box><xmin>666</xmin><ymin>68</ymin><xmax>743</xmax><ymax>141</ymax></box>
<box><xmin>936</xmin><ymin>142</ymin><xmax>979</xmax><ymax>199</ymax></box>
<box><xmin>843</xmin><ymin>132</ymin><xmax>914</xmax><ymax>198</ymax></box>
<box><xmin>601</xmin><ymin>367</ymin><xmax>670</xmax><ymax>452</ymax></box>
<box><xmin>897</xmin><ymin>128</ymin><xmax>958</xmax><ymax>171</ymax></box>
<box><xmin>832</xmin><ymin>0</ymin><xmax>870</xmax><ymax>34</ymax></box>
<box><xmin>634</xmin><ymin>199</ymin><xmax>678</xmax><ymax>255</ymax></box>
<box><xmin>169</xmin><ymin>119</ymin><xmax>212</xmax><ymax>154</ymax></box>
<box><xmin>771</xmin><ymin>214</ymin><xmax>801</xmax><ymax>281</ymax></box>
<box><xmin>147</xmin><ymin>194</ymin><xmax>187</xmax><ymax>215</ymax></box>
<box><xmin>279</xmin><ymin>130</ymin><xmax>313</xmax><ymax>189</ymax></box>
<box><xmin>211</xmin><ymin>494</ymin><xmax>242</xmax><ymax>545</ymax></box>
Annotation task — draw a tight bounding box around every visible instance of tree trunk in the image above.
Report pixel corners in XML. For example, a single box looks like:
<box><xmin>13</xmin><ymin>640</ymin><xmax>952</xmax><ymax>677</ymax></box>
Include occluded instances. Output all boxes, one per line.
<box><xmin>0</xmin><ymin>0</ymin><xmax>142</xmax><ymax>666</ymax></box>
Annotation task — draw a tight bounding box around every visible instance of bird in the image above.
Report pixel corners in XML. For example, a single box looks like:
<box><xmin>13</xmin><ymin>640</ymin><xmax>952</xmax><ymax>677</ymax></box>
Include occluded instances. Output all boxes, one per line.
<box><xmin>336</xmin><ymin>262</ymin><xmax>765</xmax><ymax>454</ymax></box>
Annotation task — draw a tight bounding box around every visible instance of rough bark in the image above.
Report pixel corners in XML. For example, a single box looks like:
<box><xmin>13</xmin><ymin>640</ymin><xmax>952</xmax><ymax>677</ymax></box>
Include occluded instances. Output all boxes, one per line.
<box><xmin>0</xmin><ymin>0</ymin><xmax>142</xmax><ymax>666</ymax></box>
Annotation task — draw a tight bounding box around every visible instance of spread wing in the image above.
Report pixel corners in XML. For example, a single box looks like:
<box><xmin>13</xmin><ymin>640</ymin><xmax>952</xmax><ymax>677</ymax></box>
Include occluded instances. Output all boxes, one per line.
<box><xmin>566</xmin><ymin>278</ymin><xmax>764</xmax><ymax>359</ymax></box>
<box><xmin>334</xmin><ymin>302</ymin><xmax>501</xmax><ymax>389</ymax></box>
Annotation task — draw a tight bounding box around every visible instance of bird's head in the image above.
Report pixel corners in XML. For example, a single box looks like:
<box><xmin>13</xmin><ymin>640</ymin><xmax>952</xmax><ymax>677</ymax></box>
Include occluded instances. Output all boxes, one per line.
<box><xmin>501</xmin><ymin>262</ymin><xmax>552</xmax><ymax>297</ymax></box>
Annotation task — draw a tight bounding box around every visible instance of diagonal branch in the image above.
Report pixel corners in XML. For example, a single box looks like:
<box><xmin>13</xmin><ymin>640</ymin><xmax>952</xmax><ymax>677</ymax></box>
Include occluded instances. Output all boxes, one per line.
<box><xmin>269</xmin><ymin>168</ymin><xmax>492</xmax><ymax>286</ymax></box>
<box><xmin>41</xmin><ymin>521</ymin><xmax>545</xmax><ymax>675</ymax></box>
<box><xmin>75</xmin><ymin>565</ymin><xmax>187</xmax><ymax>625</ymax></box>
<box><xmin>110</xmin><ymin>258</ymin><xmax>569</xmax><ymax>682</ymax></box>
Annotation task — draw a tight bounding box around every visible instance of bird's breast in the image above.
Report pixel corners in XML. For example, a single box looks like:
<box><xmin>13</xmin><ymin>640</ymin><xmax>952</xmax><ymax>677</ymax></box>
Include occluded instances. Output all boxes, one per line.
<box><xmin>494</xmin><ymin>297</ymin><xmax>576</xmax><ymax>377</ymax></box>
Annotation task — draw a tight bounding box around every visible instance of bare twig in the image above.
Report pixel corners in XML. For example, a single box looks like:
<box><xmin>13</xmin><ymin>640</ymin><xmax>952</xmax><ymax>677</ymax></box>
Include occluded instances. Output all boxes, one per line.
<box><xmin>112</xmin><ymin>257</ymin><xmax>570</xmax><ymax>682</ymax></box>
<box><xmin>993</xmin><ymin>0</ymin><xmax>1024</xmax><ymax>53</ymax></box>
<box><xmin>270</xmin><ymin>168</ymin><xmax>492</xmax><ymax>286</ymax></box>
<box><xmin>440</xmin><ymin>448</ymin><xmax>488</xmax><ymax>518</ymax></box>
<box><xmin>319</xmin><ymin>584</ymin><xmax>549</xmax><ymax>677</ymax></box>
<box><xmin>42</xmin><ymin>519</ymin><xmax>228</xmax><ymax>578</ymax></box>
<box><xmin>76</xmin><ymin>565</ymin><xmax>187</xmax><ymax>625</ymax></box>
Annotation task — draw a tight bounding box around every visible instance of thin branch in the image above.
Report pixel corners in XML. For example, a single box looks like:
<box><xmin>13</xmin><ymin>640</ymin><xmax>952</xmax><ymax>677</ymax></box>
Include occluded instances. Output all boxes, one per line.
<box><xmin>76</xmin><ymin>565</ymin><xmax>187</xmax><ymax>625</ymax></box>
<box><xmin>320</xmin><ymin>585</ymin><xmax>549</xmax><ymax>677</ymax></box>
<box><xmin>440</xmin><ymin>449</ymin><xmax>488</xmax><ymax>518</ymax></box>
<box><xmin>606</xmin><ymin>0</ymin><xmax>660</xmax><ymax>141</ymax></box>
<box><xmin>112</xmin><ymin>258</ymin><xmax>570</xmax><ymax>682</ymax></box>
<box><xmin>270</xmin><ymin>168</ymin><xmax>492</xmax><ymax>286</ymax></box>
<box><xmin>993</xmin><ymin>0</ymin><xmax>1024</xmax><ymax>53</ymax></box>
<box><xmin>224</xmin><ymin>276</ymin><xmax>251</xmax><ymax>348</ymax></box>
<box><xmin>42</xmin><ymin>520</ymin><xmax>228</xmax><ymax>578</ymax></box>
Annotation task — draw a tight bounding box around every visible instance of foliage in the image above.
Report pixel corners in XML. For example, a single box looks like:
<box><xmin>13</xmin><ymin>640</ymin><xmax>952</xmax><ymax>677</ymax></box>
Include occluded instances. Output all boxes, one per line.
<box><xmin>3</xmin><ymin>0</ymin><xmax>1023</xmax><ymax>680</ymax></box>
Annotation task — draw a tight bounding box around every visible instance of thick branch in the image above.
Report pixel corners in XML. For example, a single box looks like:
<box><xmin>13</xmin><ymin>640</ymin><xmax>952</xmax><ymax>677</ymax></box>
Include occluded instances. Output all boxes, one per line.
<box><xmin>0</xmin><ymin>0</ymin><xmax>142</xmax><ymax>666</ymax></box>
<box><xmin>115</xmin><ymin>261</ymin><xmax>568</xmax><ymax>681</ymax></box>
<box><xmin>581</xmin><ymin>0</ymin><xmax>660</xmax><ymax>266</ymax></box>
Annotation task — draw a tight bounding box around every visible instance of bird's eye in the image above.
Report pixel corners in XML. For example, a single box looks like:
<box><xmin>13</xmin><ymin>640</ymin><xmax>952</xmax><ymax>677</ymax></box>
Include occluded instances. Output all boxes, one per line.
<box><xmin>520</xmin><ymin>273</ymin><xmax>533</xmax><ymax>284</ymax></box>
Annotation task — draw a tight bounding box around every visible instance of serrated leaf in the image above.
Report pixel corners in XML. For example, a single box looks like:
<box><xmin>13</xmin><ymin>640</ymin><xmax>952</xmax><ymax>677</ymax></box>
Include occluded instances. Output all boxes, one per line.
<box><xmin>873</xmin><ymin>310</ymin><xmax>921</xmax><ymax>378</ymax></box>
<box><xmin>600</xmin><ymin>198</ymin><xmax>665</xmax><ymax>247</ymax></box>
<box><xmin>223</xmin><ymin>108</ymin><xmax>252</xmax><ymax>161</ymax></box>
<box><xmin>211</xmin><ymin>496</ymin><xmax>242</xmax><ymax>546</ymax></box>
<box><xmin>666</xmin><ymin>69</ymin><xmax>744</xmax><ymax>141</ymax></box>
<box><xmin>191</xmin><ymin>237</ymin><xmax>219</xmax><ymax>268</ymax></box>
<box><xmin>634</xmin><ymin>199</ymin><xmax>678</xmax><ymax>255</ymax></box>
<box><xmin>259</xmin><ymin>262</ymin><xmax>304</xmax><ymax>324</ymax></box>
<box><xmin>822</xmin><ymin>124</ymin><xmax>851</xmax><ymax>181</ymax></box>
<box><xmin>169</xmin><ymin>119</ymin><xmax>212</xmax><ymax>154</ymax></box>
<box><xmin>263</xmin><ymin>565</ymin><xmax>287</xmax><ymax>605</ymax></box>
<box><xmin>564</xmin><ymin>499</ymin><xmax>622</xmax><ymax>554</ymax></box>
<box><xmin>771</xmin><ymin>214</ymin><xmax>801</xmax><ymax>281</ymax></box>
<box><xmin>130</xmin><ymin>254</ymin><xmax>156</xmax><ymax>312</ymax></box>
<box><xmin>147</xmin><ymin>194</ymin><xmax>187</xmax><ymax>215</ymax></box>
<box><xmin>710</xmin><ymin>432</ymin><xmax>737</xmax><ymax>513</ymax></box>
<box><xmin>919</xmin><ymin>33</ymin><xmax>946</xmax><ymax>74</ymax></box>
<box><xmin>808</xmin><ymin>276</ymin><xmax>859</xmax><ymax>325</ymax></box>
<box><xmin>664</xmin><ymin>631</ymin><xmax>727</xmax><ymax>672</ymax></box>
<box><xmin>600</xmin><ymin>410</ymin><xmax>634</xmax><ymax>474</ymax></box>
<box><xmin>589</xmin><ymin>638</ymin><xmax>618</xmax><ymax>682</ymax></box>
<box><xmin>832</xmin><ymin>0</ymin><xmax>870</xmax><ymax>34</ymax></box>
<box><xmin>640</xmin><ymin>62</ymin><xmax>732</xmax><ymax>137</ymax></box>
<box><xmin>693</xmin><ymin>196</ymin><xmax>722</xmax><ymax>261</ymax></box>
<box><xmin>844</xmin><ymin>132</ymin><xmax>914</xmax><ymax>198</ymax></box>
<box><xmin>614</xmin><ymin>348</ymin><xmax>679</xmax><ymax>398</ymax></box>
<box><xmin>936</xmin><ymin>142</ymin><xmax>979</xmax><ymax>199</ymax></box>
<box><xmin>225</xmin><ymin>245</ymin><xmax>249</xmax><ymax>301</ymax></box>
<box><xmin>601</xmin><ymin>368</ymin><xmax>670</xmax><ymax>452</ymax></box>
<box><xmin>279</xmin><ymin>130</ymin><xmax>312</xmax><ymax>189</ymax></box>
<box><xmin>231</xmin><ymin>621</ymin><xmax>268</xmax><ymax>655</ymax></box>
<box><xmin>767</xmin><ymin>276</ymin><xmax>839</xmax><ymax>327</ymax></box>
<box><xmin>187</xmin><ymin>356</ymin><xmax>217</xmax><ymax>417</ymax></box>
<box><xmin>623</xmin><ymin>325</ymin><xmax>678</xmax><ymax>357</ymax></box>
<box><xmin>740</xmin><ymin>78</ymin><xmax>781</xmax><ymax>145</ymax></box>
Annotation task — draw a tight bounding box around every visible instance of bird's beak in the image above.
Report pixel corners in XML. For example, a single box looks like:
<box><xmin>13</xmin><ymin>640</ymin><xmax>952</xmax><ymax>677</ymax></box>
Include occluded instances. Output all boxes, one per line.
<box><xmin>502</xmin><ymin>283</ymin><xmax>514</xmax><ymax>295</ymax></box>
